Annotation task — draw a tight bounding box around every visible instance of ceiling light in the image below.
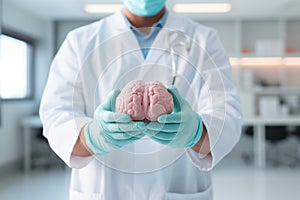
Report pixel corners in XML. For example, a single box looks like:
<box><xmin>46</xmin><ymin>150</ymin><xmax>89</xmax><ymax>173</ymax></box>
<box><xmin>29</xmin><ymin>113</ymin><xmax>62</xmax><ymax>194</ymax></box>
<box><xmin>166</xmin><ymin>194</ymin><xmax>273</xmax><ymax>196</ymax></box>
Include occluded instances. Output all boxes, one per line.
<box><xmin>173</xmin><ymin>3</ymin><xmax>232</xmax><ymax>13</ymax></box>
<box><xmin>85</xmin><ymin>4</ymin><xmax>123</xmax><ymax>14</ymax></box>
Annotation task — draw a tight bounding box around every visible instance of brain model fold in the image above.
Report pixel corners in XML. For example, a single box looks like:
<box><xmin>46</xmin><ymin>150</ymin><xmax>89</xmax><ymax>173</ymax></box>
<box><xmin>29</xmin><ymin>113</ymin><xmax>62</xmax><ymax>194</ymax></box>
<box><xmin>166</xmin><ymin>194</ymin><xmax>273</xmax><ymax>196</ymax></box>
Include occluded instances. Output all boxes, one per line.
<box><xmin>116</xmin><ymin>80</ymin><xmax>174</xmax><ymax>122</ymax></box>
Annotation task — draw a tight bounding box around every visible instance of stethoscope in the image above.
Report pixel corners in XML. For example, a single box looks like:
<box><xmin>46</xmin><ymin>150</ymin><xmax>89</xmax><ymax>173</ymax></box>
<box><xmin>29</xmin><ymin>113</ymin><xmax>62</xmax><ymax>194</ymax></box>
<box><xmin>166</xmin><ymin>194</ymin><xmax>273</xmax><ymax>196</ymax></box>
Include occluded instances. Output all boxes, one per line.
<box><xmin>168</xmin><ymin>31</ymin><xmax>192</xmax><ymax>85</ymax></box>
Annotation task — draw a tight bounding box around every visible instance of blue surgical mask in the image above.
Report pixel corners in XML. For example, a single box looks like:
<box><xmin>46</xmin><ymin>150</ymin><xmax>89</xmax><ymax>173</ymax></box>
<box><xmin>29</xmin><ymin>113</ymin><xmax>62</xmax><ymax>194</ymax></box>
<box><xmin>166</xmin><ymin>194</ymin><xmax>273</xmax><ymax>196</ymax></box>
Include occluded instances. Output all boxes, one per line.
<box><xmin>121</xmin><ymin>0</ymin><xmax>166</xmax><ymax>17</ymax></box>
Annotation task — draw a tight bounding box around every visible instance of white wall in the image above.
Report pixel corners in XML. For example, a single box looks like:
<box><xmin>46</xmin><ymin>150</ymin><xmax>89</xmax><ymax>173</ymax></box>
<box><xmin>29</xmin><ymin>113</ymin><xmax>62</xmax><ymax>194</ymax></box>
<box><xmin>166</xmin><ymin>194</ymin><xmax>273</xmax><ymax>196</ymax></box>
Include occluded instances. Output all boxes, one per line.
<box><xmin>0</xmin><ymin>1</ymin><xmax>54</xmax><ymax>168</ymax></box>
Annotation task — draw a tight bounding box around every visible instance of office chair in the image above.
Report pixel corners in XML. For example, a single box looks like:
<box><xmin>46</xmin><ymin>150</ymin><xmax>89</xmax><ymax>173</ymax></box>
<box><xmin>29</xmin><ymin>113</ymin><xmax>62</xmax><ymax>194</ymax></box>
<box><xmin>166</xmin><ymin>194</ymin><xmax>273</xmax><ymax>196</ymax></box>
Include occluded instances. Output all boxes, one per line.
<box><xmin>242</xmin><ymin>125</ymin><xmax>295</xmax><ymax>167</ymax></box>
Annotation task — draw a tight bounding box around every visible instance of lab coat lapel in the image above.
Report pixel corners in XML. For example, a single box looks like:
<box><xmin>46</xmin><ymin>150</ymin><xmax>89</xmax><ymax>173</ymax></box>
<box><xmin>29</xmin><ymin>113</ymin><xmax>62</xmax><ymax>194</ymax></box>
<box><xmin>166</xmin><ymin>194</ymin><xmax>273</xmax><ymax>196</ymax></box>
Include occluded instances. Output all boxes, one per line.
<box><xmin>95</xmin><ymin>10</ymin><xmax>145</xmax><ymax>96</ymax></box>
<box><xmin>112</xmin><ymin>10</ymin><xmax>144</xmax><ymax>64</ymax></box>
<box><xmin>110</xmin><ymin>10</ymin><xmax>186</xmax><ymax>67</ymax></box>
<box><xmin>144</xmin><ymin>11</ymin><xmax>187</xmax><ymax>64</ymax></box>
<box><xmin>140</xmin><ymin>12</ymin><xmax>186</xmax><ymax>84</ymax></box>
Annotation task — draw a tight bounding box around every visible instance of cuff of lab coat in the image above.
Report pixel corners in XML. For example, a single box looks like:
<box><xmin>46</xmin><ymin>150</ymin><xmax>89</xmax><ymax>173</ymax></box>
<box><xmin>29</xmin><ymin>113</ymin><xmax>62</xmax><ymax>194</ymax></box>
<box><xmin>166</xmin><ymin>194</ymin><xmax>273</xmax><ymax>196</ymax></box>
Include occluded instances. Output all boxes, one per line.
<box><xmin>186</xmin><ymin>149</ymin><xmax>213</xmax><ymax>171</ymax></box>
<box><xmin>67</xmin><ymin>117</ymin><xmax>94</xmax><ymax>168</ymax></box>
<box><xmin>187</xmin><ymin>112</ymin><xmax>241</xmax><ymax>171</ymax></box>
<box><xmin>186</xmin><ymin>114</ymin><xmax>213</xmax><ymax>171</ymax></box>
<box><xmin>70</xmin><ymin>155</ymin><xmax>94</xmax><ymax>169</ymax></box>
<box><xmin>48</xmin><ymin>116</ymin><xmax>93</xmax><ymax>169</ymax></box>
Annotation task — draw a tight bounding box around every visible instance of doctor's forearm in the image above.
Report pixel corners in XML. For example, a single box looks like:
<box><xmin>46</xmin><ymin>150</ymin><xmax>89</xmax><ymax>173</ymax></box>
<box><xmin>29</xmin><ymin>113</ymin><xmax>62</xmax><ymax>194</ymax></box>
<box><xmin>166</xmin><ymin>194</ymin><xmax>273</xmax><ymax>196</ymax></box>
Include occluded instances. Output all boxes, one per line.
<box><xmin>192</xmin><ymin>124</ymin><xmax>211</xmax><ymax>155</ymax></box>
<box><xmin>72</xmin><ymin>126</ymin><xmax>93</xmax><ymax>157</ymax></box>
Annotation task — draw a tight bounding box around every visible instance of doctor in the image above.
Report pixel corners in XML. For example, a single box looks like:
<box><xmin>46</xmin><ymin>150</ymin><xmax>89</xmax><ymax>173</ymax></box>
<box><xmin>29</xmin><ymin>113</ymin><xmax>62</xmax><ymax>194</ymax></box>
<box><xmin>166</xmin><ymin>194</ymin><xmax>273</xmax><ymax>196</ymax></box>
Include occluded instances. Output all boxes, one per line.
<box><xmin>40</xmin><ymin>0</ymin><xmax>242</xmax><ymax>199</ymax></box>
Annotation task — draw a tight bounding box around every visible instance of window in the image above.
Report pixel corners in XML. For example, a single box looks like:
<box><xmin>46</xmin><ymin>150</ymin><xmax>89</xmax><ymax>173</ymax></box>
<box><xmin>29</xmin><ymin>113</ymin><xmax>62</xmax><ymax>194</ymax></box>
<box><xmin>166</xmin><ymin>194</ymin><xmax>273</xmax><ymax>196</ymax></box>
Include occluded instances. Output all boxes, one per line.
<box><xmin>0</xmin><ymin>32</ymin><xmax>33</xmax><ymax>100</ymax></box>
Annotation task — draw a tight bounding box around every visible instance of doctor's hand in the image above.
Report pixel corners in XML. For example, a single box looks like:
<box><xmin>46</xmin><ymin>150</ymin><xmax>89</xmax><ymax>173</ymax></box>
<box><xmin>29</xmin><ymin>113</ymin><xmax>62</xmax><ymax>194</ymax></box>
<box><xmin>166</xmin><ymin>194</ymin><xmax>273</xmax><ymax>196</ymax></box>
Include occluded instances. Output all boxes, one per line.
<box><xmin>84</xmin><ymin>89</ymin><xmax>145</xmax><ymax>154</ymax></box>
<box><xmin>145</xmin><ymin>86</ymin><xmax>203</xmax><ymax>148</ymax></box>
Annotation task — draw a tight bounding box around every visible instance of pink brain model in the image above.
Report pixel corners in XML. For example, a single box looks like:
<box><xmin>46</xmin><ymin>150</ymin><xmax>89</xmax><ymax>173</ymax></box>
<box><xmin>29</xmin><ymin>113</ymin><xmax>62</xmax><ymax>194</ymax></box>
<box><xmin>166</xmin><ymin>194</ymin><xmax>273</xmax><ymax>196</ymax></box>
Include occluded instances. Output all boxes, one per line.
<box><xmin>116</xmin><ymin>80</ymin><xmax>174</xmax><ymax>122</ymax></box>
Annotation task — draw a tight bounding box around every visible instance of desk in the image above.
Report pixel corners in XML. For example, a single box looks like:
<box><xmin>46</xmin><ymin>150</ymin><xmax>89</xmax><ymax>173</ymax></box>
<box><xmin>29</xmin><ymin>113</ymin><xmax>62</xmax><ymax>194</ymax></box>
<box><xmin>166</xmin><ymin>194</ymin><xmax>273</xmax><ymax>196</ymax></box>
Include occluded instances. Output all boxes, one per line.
<box><xmin>21</xmin><ymin>116</ymin><xmax>43</xmax><ymax>172</ymax></box>
<box><xmin>244</xmin><ymin>116</ymin><xmax>300</xmax><ymax>168</ymax></box>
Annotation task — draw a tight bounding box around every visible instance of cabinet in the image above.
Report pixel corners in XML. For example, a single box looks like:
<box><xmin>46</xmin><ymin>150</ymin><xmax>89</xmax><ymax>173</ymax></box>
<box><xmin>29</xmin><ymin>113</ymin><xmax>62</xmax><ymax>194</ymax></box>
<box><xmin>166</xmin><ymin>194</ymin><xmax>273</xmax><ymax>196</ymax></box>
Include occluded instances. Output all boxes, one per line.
<box><xmin>199</xmin><ymin>19</ymin><xmax>300</xmax><ymax>117</ymax></box>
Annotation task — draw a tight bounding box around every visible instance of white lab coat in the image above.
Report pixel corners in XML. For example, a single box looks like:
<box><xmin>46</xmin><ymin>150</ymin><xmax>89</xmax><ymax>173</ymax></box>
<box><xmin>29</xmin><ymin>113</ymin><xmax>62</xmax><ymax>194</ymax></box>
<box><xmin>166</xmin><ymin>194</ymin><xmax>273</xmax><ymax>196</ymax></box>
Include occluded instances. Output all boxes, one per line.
<box><xmin>40</xmin><ymin>10</ymin><xmax>242</xmax><ymax>200</ymax></box>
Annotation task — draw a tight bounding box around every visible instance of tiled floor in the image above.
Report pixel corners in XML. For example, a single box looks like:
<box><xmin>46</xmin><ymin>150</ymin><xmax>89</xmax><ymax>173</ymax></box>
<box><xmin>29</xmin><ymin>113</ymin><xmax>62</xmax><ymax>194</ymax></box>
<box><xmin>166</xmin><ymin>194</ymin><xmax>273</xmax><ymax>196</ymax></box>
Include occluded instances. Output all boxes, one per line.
<box><xmin>0</xmin><ymin>155</ymin><xmax>300</xmax><ymax>200</ymax></box>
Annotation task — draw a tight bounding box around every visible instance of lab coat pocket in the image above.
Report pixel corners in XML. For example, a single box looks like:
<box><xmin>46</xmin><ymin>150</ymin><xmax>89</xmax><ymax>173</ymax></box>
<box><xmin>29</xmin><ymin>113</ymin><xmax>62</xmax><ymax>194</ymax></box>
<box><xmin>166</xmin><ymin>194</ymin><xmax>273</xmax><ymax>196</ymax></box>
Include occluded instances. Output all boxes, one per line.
<box><xmin>69</xmin><ymin>189</ymin><xmax>103</xmax><ymax>200</ymax></box>
<box><xmin>164</xmin><ymin>185</ymin><xmax>212</xmax><ymax>200</ymax></box>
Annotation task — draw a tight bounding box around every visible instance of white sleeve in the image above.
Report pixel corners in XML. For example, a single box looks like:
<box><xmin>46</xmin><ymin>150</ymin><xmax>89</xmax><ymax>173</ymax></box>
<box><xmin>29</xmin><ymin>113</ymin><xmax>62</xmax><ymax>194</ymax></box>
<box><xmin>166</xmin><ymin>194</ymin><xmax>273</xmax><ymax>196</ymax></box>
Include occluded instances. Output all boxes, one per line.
<box><xmin>39</xmin><ymin>32</ymin><xmax>92</xmax><ymax>168</ymax></box>
<box><xmin>186</xmin><ymin>29</ymin><xmax>243</xmax><ymax>170</ymax></box>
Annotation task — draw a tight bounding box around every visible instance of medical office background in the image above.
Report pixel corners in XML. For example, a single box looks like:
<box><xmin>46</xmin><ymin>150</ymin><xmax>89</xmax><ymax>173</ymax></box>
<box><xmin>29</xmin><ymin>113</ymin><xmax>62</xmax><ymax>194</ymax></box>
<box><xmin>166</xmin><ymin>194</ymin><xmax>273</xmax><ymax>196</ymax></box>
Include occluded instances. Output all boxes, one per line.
<box><xmin>1</xmin><ymin>0</ymin><xmax>300</xmax><ymax>200</ymax></box>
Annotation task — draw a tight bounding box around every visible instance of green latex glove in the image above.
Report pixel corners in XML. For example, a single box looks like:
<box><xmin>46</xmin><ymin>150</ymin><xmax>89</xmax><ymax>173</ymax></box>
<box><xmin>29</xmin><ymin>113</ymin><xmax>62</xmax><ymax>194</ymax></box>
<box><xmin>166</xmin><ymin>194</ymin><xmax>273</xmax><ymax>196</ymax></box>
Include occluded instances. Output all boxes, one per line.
<box><xmin>146</xmin><ymin>86</ymin><xmax>203</xmax><ymax>148</ymax></box>
<box><xmin>84</xmin><ymin>89</ymin><xmax>145</xmax><ymax>154</ymax></box>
